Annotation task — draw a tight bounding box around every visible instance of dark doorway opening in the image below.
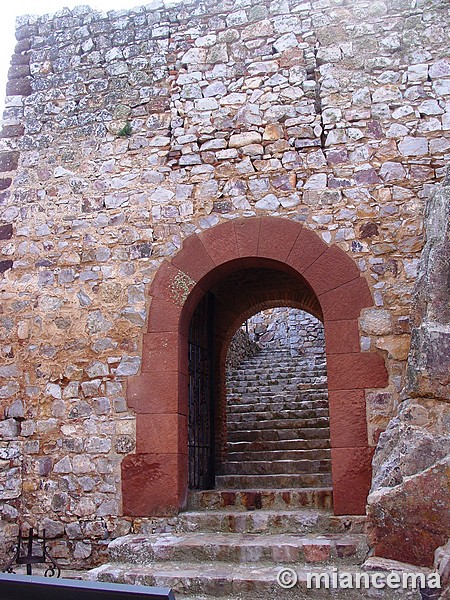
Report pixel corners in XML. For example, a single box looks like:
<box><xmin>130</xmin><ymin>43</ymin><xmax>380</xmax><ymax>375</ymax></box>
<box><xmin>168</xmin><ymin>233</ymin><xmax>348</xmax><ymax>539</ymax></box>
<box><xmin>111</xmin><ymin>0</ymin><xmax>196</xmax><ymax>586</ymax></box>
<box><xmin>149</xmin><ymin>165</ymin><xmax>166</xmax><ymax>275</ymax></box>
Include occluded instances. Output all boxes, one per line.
<box><xmin>188</xmin><ymin>292</ymin><xmax>215</xmax><ymax>490</ymax></box>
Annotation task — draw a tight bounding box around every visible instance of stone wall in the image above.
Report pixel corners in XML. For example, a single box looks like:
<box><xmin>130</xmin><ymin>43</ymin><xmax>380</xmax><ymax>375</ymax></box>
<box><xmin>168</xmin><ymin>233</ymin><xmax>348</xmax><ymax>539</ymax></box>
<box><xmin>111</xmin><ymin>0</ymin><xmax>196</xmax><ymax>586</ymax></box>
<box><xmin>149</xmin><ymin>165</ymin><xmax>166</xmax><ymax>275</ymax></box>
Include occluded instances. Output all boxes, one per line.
<box><xmin>226</xmin><ymin>328</ymin><xmax>258</xmax><ymax>370</ymax></box>
<box><xmin>246</xmin><ymin>307</ymin><xmax>325</xmax><ymax>355</ymax></box>
<box><xmin>0</xmin><ymin>0</ymin><xmax>449</xmax><ymax>568</ymax></box>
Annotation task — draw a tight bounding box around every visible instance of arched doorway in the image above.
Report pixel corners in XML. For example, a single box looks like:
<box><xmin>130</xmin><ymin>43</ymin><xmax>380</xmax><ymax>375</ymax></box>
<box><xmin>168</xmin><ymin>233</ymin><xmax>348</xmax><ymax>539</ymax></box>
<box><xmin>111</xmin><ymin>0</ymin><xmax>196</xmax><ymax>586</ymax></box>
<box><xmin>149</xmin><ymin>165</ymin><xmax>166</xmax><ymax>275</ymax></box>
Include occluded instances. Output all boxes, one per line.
<box><xmin>122</xmin><ymin>217</ymin><xmax>388</xmax><ymax>517</ymax></box>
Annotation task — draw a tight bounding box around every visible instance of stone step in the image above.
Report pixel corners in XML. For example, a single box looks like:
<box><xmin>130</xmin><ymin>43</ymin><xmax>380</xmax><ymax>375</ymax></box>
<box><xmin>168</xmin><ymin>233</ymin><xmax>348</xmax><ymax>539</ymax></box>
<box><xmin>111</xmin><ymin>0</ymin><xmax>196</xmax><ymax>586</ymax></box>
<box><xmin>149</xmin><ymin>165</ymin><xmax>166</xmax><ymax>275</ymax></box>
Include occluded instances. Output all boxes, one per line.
<box><xmin>221</xmin><ymin>459</ymin><xmax>331</xmax><ymax>476</ymax></box>
<box><xmin>227</xmin><ymin>427</ymin><xmax>330</xmax><ymax>442</ymax></box>
<box><xmin>227</xmin><ymin>408</ymin><xmax>329</xmax><ymax>421</ymax></box>
<box><xmin>228</xmin><ymin>386</ymin><xmax>328</xmax><ymax>395</ymax></box>
<box><xmin>90</xmin><ymin>561</ymin><xmax>414</xmax><ymax>599</ymax></box>
<box><xmin>227</xmin><ymin>438</ymin><xmax>330</xmax><ymax>452</ymax></box>
<box><xmin>215</xmin><ymin>473</ymin><xmax>332</xmax><ymax>489</ymax></box>
<box><xmin>227</xmin><ymin>395</ymin><xmax>328</xmax><ymax>406</ymax></box>
<box><xmin>227</xmin><ymin>417</ymin><xmax>329</xmax><ymax>431</ymax></box>
<box><xmin>227</xmin><ymin>400</ymin><xmax>329</xmax><ymax>412</ymax></box>
<box><xmin>168</xmin><ymin>509</ymin><xmax>366</xmax><ymax>535</ymax></box>
<box><xmin>227</xmin><ymin>377</ymin><xmax>327</xmax><ymax>388</ymax></box>
<box><xmin>227</xmin><ymin>378</ymin><xmax>327</xmax><ymax>394</ymax></box>
<box><xmin>227</xmin><ymin>372</ymin><xmax>327</xmax><ymax>383</ymax></box>
<box><xmin>105</xmin><ymin>532</ymin><xmax>368</xmax><ymax>566</ymax></box>
<box><xmin>187</xmin><ymin>487</ymin><xmax>333</xmax><ymax>511</ymax></box>
<box><xmin>226</xmin><ymin>449</ymin><xmax>331</xmax><ymax>462</ymax></box>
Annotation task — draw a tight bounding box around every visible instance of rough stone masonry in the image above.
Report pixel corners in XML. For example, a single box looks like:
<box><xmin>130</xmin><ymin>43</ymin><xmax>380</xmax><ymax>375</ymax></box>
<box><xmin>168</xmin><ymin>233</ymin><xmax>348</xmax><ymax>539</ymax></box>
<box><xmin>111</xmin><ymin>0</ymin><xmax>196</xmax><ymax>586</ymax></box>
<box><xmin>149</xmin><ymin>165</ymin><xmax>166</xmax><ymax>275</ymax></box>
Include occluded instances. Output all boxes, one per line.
<box><xmin>0</xmin><ymin>0</ymin><xmax>449</xmax><ymax>570</ymax></box>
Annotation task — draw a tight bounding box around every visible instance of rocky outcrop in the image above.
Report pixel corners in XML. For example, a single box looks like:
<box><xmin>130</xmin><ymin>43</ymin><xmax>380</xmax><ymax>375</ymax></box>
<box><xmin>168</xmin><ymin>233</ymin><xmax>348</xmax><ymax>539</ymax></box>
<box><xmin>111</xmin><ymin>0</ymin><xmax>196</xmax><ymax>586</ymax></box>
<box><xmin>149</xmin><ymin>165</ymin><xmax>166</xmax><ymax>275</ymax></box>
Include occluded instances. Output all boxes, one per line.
<box><xmin>367</xmin><ymin>398</ymin><xmax>450</xmax><ymax>567</ymax></box>
<box><xmin>368</xmin><ymin>174</ymin><xmax>450</xmax><ymax>568</ymax></box>
<box><xmin>406</xmin><ymin>170</ymin><xmax>450</xmax><ymax>400</ymax></box>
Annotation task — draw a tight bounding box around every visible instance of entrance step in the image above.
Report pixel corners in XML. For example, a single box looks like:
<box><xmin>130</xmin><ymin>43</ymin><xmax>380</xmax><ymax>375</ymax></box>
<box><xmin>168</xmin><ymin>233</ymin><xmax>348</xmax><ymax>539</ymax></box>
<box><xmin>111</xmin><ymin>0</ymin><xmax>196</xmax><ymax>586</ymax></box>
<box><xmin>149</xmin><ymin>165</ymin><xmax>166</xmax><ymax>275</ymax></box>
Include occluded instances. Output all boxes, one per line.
<box><xmin>226</xmin><ymin>448</ymin><xmax>331</xmax><ymax>462</ymax></box>
<box><xmin>227</xmin><ymin>439</ymin><xmax>330</xmax><ymax>452</ymax></box>
<box><xmin>88</xmin><ymin>561</ymin><xmax>415</xmax><ymax>599</ymax></box>
<box><xmin>104</xmin><ymin>532</ymin><xmax>368</xmax><ymax>566</ymax></box>
<box><xmin>221</xmin><ymin>459</ymin><xmax>331</xmax><ymax>475</ymax></box>
<box><xmin>227</xmin><ymin>427</ymin><xmax>330</xmax><ymax>442</ymax></box>
<box><xmin>187</xmin><ymin>488</ymin><xmax>333</xmax><ymax>511</ymax></box>
<box><xmin>167</xmin><ymin>509</ymin><xmax>366</xmax><ymax>535</ymax></box>
<box><xmin>216</xmin><ymin>473</ymin><xmax>333</xmax><ymax>489</ymax></box>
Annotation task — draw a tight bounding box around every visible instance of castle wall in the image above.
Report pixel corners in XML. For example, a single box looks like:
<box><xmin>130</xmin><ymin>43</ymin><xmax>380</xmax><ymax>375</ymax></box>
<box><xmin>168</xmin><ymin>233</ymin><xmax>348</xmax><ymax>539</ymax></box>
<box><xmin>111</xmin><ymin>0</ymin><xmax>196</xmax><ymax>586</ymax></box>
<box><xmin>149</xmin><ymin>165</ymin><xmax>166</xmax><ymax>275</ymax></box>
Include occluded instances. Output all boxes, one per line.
<box><xmin>0</xmin><ymin>0</ymin><xmax>449</xmax><ymax>568</ymax></box>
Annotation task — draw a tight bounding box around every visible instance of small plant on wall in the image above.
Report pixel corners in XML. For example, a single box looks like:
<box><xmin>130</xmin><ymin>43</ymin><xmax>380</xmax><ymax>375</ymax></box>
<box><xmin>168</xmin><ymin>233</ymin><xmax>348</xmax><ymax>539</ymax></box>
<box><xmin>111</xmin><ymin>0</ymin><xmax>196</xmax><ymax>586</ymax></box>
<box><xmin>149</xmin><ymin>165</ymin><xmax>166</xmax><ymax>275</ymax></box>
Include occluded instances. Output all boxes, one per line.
<box><xmin>117</xmin><ymin>122</ymin><xmax>133</xmax><ymax>137</ymax></box>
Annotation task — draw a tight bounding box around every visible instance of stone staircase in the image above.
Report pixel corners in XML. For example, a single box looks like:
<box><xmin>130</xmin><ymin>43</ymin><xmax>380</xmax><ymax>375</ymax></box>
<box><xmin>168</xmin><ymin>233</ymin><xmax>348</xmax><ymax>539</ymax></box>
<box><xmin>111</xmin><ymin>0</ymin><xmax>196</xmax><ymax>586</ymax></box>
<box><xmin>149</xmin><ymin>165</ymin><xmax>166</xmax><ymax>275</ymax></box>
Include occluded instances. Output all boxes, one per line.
<box><xmin>221</xmin><ymin>348</ymin><xmax>331</xmax><ymax>490</ymax></box>
<box><xmin>87</xmin><ymin>349</ymin><xmax>415</xmax><ymax>598</ymax></box>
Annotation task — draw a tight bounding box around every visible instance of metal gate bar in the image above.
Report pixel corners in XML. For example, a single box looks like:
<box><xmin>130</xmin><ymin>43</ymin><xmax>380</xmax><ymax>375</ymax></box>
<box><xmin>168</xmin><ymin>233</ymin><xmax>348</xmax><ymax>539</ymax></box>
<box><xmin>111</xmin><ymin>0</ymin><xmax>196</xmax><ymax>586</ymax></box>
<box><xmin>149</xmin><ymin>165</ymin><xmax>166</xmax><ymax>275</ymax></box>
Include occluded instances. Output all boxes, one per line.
<box><xmin>188</xmin><ymin>292</ymin><xmax>215</xmax><ymax>490</ymax></box>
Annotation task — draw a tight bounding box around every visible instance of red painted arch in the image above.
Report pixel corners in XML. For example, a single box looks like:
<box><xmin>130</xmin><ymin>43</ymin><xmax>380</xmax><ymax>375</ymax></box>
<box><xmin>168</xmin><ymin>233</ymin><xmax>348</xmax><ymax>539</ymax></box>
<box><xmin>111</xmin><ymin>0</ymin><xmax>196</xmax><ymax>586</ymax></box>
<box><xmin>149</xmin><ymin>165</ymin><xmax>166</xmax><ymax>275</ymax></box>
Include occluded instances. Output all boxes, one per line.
<box><xmin>122</xmin><ymin>217</ymin><xmax>388</xmax><ymax>516</ymax></box>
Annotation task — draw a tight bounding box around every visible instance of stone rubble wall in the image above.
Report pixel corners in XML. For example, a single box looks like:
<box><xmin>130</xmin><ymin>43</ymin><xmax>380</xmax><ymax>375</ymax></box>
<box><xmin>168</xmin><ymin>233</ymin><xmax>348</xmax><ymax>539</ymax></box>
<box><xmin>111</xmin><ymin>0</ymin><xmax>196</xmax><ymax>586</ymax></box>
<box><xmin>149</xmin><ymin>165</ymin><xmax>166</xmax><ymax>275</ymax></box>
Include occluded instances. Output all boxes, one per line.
<box><xmin>0</xmin><ymin>0</ymin><xmax>448</xmax><ymax>569</ymax></box>
<box><xmin>226</xmin><ymin>327</ymin><xmax>258</xmax><ymax>370</ymax></box>
<box><xmin>245</xmin><ymin>307</ymin><xmax>325</xmax><ymax>355</ymax></box>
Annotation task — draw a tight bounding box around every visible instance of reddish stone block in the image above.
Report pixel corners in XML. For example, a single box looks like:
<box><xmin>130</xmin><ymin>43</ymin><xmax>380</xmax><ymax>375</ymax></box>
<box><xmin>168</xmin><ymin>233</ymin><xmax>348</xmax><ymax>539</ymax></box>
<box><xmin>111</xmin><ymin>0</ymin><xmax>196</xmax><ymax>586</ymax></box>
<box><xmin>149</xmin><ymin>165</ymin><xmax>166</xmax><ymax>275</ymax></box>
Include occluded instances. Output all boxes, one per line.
<box><xmin>147</xmin><ymin>297</ymin><xmax>182</xmax><ymax>333</ymax></box>
<box><xmin>336</xmin><ymin>541</ymin><xmax>358</xmax><ymax>558</ymax></box>
<box><xmin>178</xmin><ymin>452</ymin><xmax>189</xmax><ymax>509</ymax></box>
<box><xmin>286</xmin><ymin>226</ymin><xmax>328</xmax><ymax>275</ymax></box>
<box><xmin>0</xmin><ymin>152</ymin><xmax>19</xmax><ymax>172</ymax></box>
<box><xmin>325</xmin><ymin>320</ymin><xmax>360</xmax><ymax>354</ymax></box>
<box><xmin>0</xmin><ymin>260</ymin><xmax>13</xmax><ymax>274</ymax></box>
<box><xmin>302</xmin><ymin>541</ymin><xmax>332</xmax><ymax>562</ymax></box>
<box><xmin>331</xmin><ymin>447</ymin><xmax>374</xmax><ymax>515</ymax></box>
<box><xmin>0</xmin><ymin>223</ymin><xmax>13</xmax><ymax>240</ymax></box>
<box><xmin>126</xmin><ymin>371</ymin><xmax>188</xmax><ymax>415</ymax></box>
<box><xmin>171</xmin><ymin>233</ymin><xmax>215</xmax><ymax>283</ymax></box>
<box><xmin>271</xmin><ymin>545</ymin><xmax>301</xmax><ymax>562</ymax></box>
<box><xmin>258</xmin><ymin>217</ymin><xmax>301</xmax><ymax>261</ymax></box>
<box><xmin>327</xmin><ymin>352</ymin><xmax>388</xmax><ymax>391</ymax></box>
<box><xmin>149</xmin><ymin>261</ymin><xmax>192</xmax><ymax>303</ymax></box>
<box><xmin>198</xmin><ymin>220</ymin><xmax>239</xmax><ymax>266</ymax></box>
<box><xmin>328</xmin><ymin>390</ymin><xmax>368</xmax><ymax>448</ymax></box>
<box><xmin>142</xmin><ymin>331</ymin><xmax>187</xmax><ymax>374</ymax></box>
<box><xmin>136</xmin><ymin>413</ymin><xmax>187</xmax><ymax>454</ymax></box>
<box><xmin>6</xmin><ymin>78</ymin><xmax>31</xmax><ymax>96</ymax></box>
<box><xmin>234</xmin><ymin>217</ymin><xmax>261</xmax><ymax>257</ymax></box>
<box><xmin>303</xmin><ymin>245</ymin><xmax>360</xmax><ymax>296</ymax></box>
<box><xmin>320</xmin><ymin>277</ymin><xmax>373</xmax><ymax>321</ymax></box>
<box><xmin>122</xmin><ymin>453</ymin><xmax>181</xmax><ymax>516</ymax></box>
<box><xmin>367</xmin><ymin>456</ymin><xmax>450</xmax><ymax>567</ymax></box>
<box><xmin>0</xmin><ymin>126</ymin><xmax>24</xmax><ymax>139</ymax></box>
<box><xmin>0</xmin><ymin>179</ymin><xmax>12</xmax><ymax>191</ymax></box>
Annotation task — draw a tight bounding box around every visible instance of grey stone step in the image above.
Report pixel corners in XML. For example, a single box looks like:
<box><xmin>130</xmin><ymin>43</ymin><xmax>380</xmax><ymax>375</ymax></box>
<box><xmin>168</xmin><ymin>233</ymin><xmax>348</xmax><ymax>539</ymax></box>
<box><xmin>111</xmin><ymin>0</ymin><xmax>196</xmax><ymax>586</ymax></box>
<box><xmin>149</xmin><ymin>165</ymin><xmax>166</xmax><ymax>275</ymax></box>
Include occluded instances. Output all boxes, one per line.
<box><xmin>226</xmin><ymin>449</ymin><xmax>331</xmax><ymax>462</ymax></box>
<box><xmin>89</xmin><ymin>561</ymin><xmax>415</xmax><ymax>599</ymax></box>
<box><xmin>105</xmin><ymin>532</ymin><xmax>368</xmax><ymax>566</ymax></box>
<box><xmin>227</xmin><ymin>417</ymin><xmax>329</xmax><ymax>431</ymax></box>
<box><xmin>227</xmin><ymin>427</ymin><xmax>330</xmax><ymax>442</ymax></box>
<box><xmin>215</xmin><ymin>473</ymin><xmax>333</xmax><ymax>489</ymax></box>
<box><xmin>227</xmin><ymin>400</ymin><xmax>329</xmax><ymax>412</ymax></box>
<box><xmin>227</xmin><ymin>409</ymin><xmax>329</xmax><ymax>421</ymax></box>
<box><xmin>227</xmin><ymin>371</ymin><xmax>327</xmax><ymax>382</ymax></box>
<box><xmin>227</xmin><ymin>438</ymin><xmax>330</xmax><ymax>452</ymax></box>
<box><xmin>169</xmin><ymin>509</ymin><xmax>366</xmax><ymax>535</ymax></box>
<box><xmin>188</xmin><ymin>487</ymin><xmax>333</xmax><ymax>511</ymax></box>
<box><xmin>221</xmin><ymin>459</ymin><xmax>331</xmax><ymax>476</ymax></box>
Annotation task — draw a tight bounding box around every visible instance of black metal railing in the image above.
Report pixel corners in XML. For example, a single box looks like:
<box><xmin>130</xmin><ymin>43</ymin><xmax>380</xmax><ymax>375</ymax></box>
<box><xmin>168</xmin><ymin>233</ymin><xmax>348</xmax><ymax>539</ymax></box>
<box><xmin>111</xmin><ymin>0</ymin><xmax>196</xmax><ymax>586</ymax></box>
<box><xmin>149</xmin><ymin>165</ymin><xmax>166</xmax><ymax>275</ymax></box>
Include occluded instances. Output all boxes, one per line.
<box><xmin>2</xmin><ymin>528</ymin><xmax>61</xmax><ymax>578</ymax></box>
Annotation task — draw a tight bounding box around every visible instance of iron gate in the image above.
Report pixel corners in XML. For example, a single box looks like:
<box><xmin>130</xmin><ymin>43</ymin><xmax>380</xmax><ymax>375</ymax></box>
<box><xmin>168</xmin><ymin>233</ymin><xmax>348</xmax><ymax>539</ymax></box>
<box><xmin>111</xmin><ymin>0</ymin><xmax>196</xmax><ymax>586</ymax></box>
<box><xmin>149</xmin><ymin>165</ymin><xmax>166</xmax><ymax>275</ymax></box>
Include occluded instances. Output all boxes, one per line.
<box><xmin>188</xmin><ymin>292</ymin><xmax>215</xmax><ymax>489</ymax></box>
